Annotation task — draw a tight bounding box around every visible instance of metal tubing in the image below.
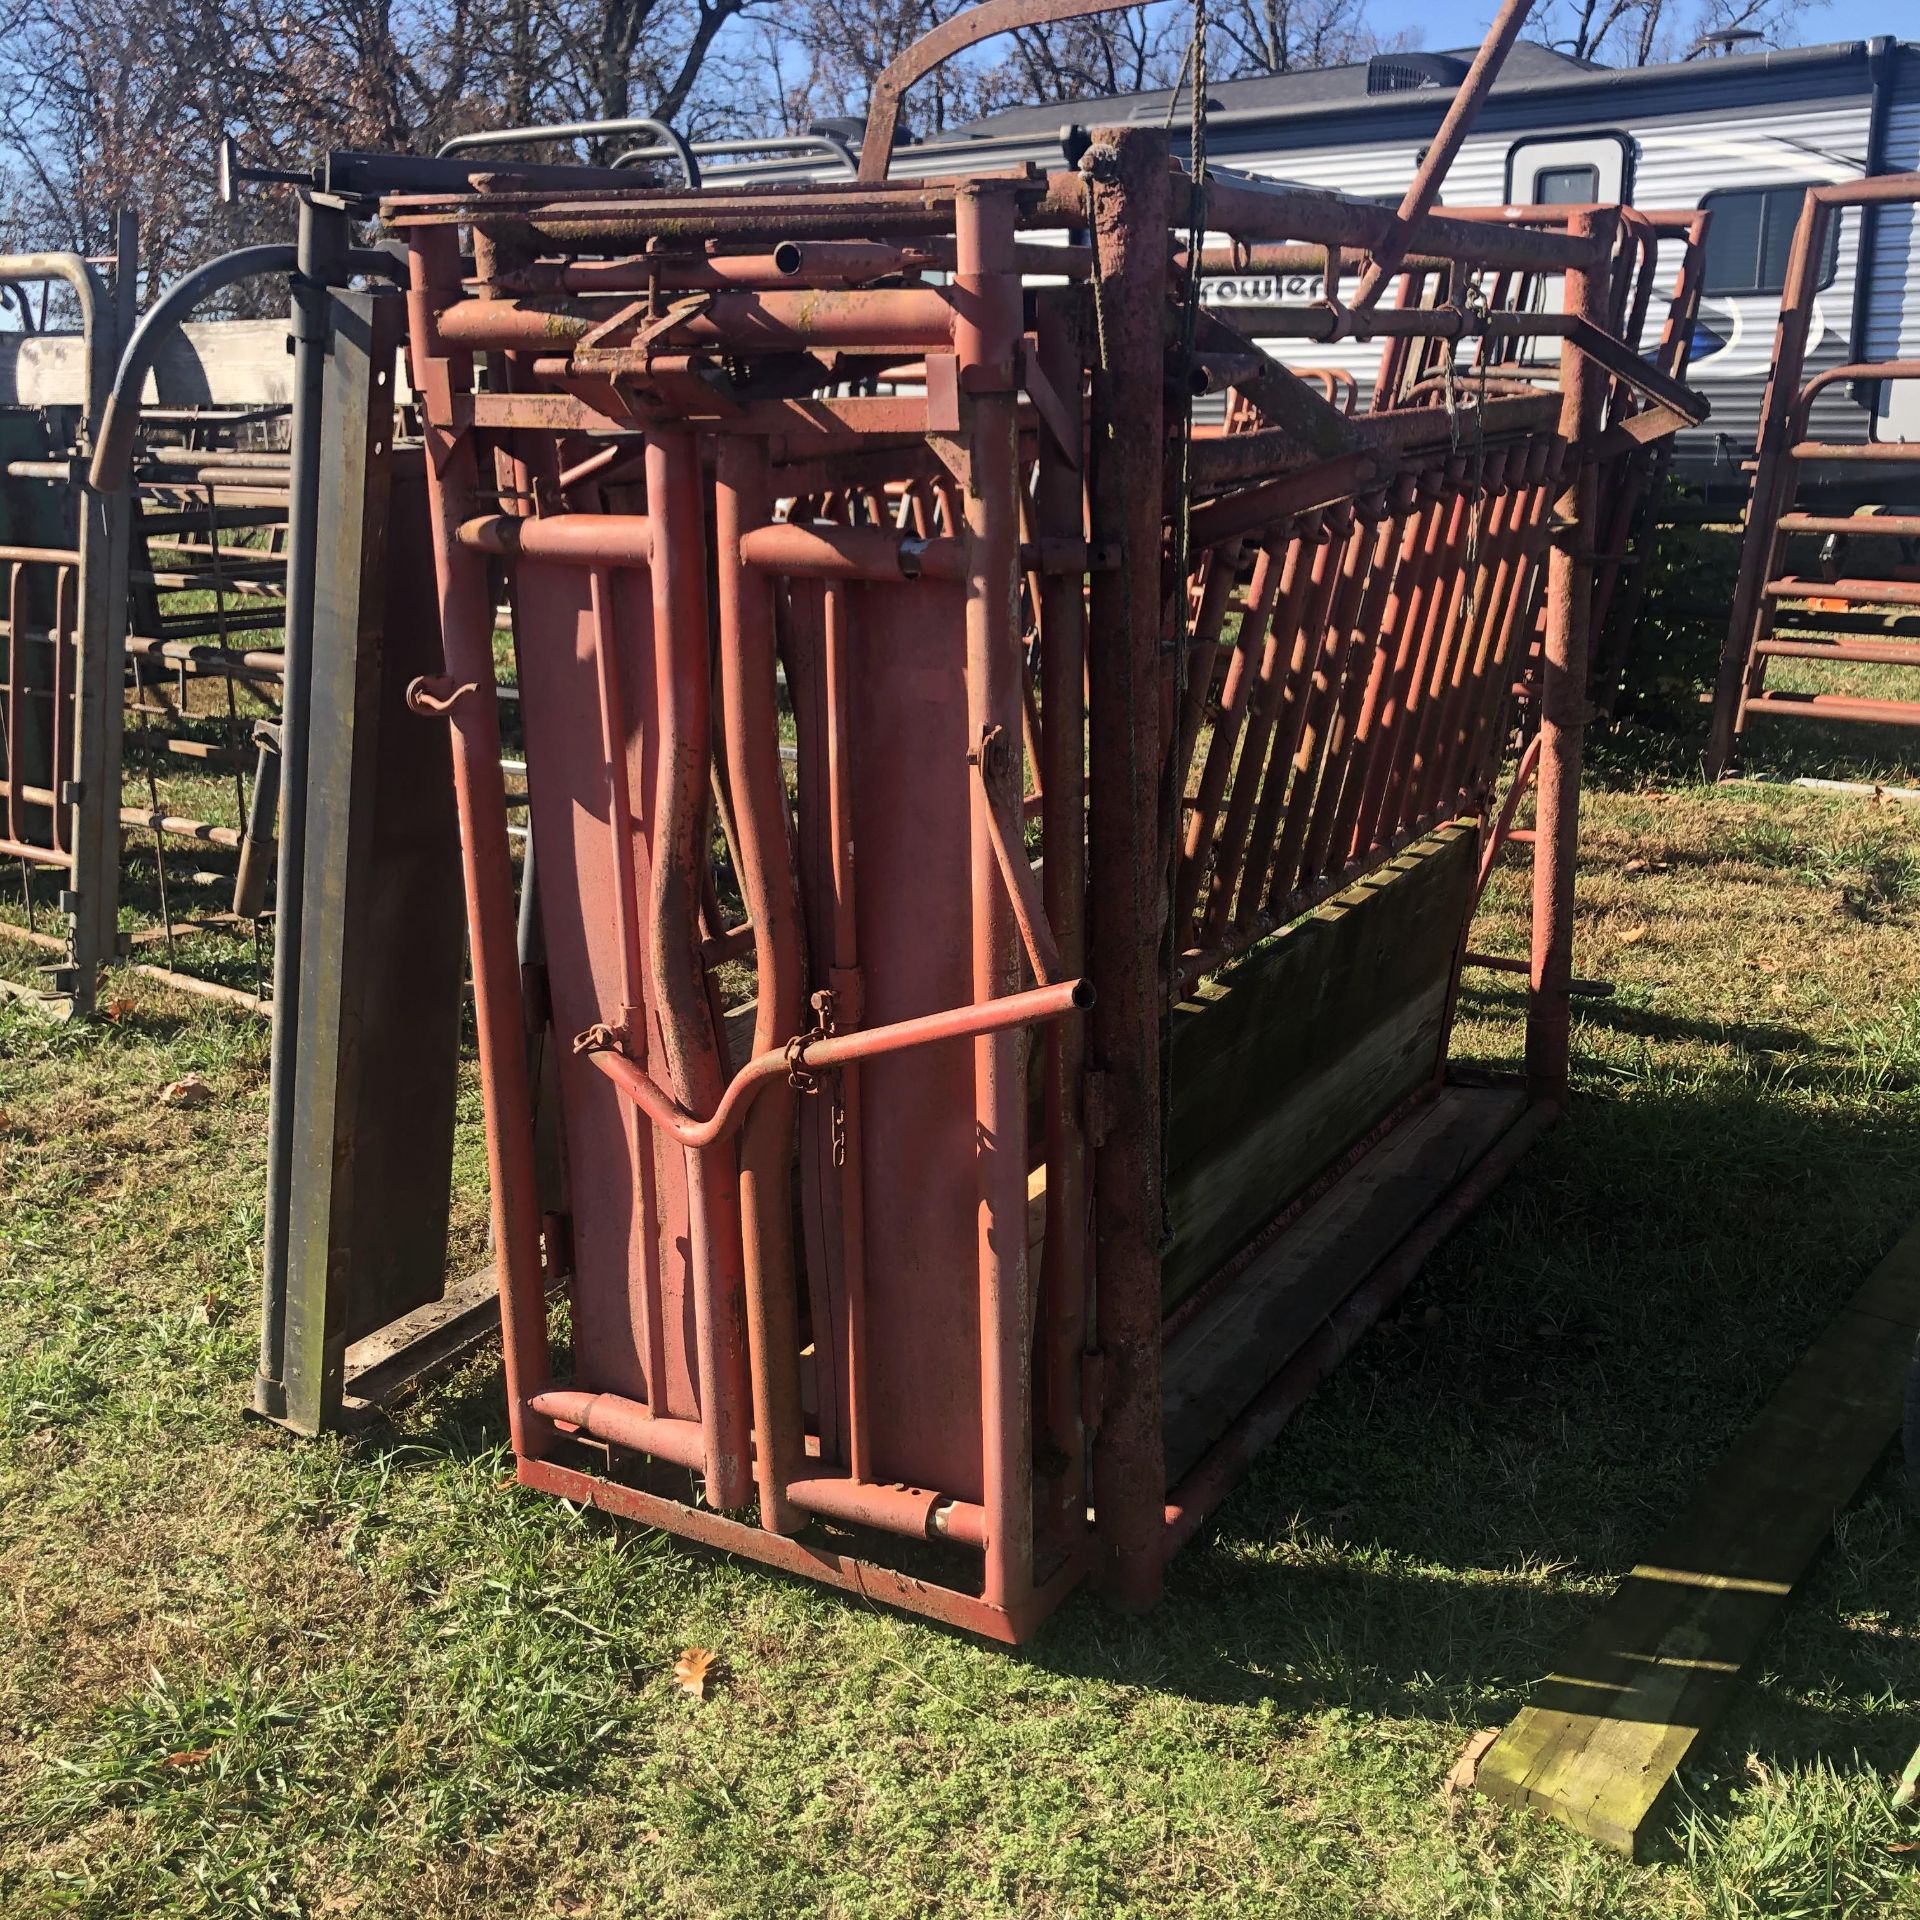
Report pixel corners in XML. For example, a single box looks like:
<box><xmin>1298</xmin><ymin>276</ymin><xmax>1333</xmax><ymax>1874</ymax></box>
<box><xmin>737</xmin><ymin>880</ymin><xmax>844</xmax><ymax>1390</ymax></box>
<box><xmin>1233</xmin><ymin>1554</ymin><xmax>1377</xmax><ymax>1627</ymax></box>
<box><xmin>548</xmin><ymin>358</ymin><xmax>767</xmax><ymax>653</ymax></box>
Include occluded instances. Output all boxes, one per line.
<box><xmin>645</xmin><ymin>428</ymin><xmax>753</xmax><ymax>1513</ymax></box>
<box><xmin>402</xmin><ymin>225</ymin><xmax>554</xmax><ymax>1459</ymax></box>
<box><xmin>738</xmin><ymin>522</ymin><xmax>966</xmax><ymax>582</ymax></box>
<box><xmin>715</xmin><ymin>437</ymin><xmax>808</xmax><ymax>1534</ymax></box>
<box><xmin>819</xmin><ymin>576</ymin><xmax>874</xmax><ymax>1482</ymax></box>
<box><xmin>1526</xmin><ymin>211</ymin><xmax>1611</xmax><ymax>1104</ymax></box>
<box><xmin>528</xmin><ymin>1389</ymin><xmax>710</xmax><ymax>1468</ymax></box>
<box><xmin>585</xmin><ymin>977</ymin><xmax>1092</xmax><ymax>1147</ymax></box>
<box><xmin>1032</xmin><ymin>287</ymin><xmax>1092</xmax><ymax>1548</ymax></box>
<box><xmin>954</xmin><ymin>185</ymin><xmax>1033</xmax><ymax>1614</ymax></box>
<box><xmin>432</xmin><ymin>289</ymin><xmax>957</xmax><ymax>353</ymax></box>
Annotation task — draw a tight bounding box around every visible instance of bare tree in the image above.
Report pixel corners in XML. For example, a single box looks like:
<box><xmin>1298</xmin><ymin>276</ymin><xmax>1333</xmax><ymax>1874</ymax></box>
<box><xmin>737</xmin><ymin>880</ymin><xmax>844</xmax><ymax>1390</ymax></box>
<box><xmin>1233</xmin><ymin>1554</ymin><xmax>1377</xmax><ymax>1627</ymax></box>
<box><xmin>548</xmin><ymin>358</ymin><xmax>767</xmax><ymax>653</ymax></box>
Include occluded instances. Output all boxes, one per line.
<box><xmin>1537</xmin><ymin>0</ymin><xmax>1824</xmax><ymax>66</ymax></box>
<box><xmin>1211</xmin><ymin>0</ymin><xmax>1391</xmax><ymax>79</ymax></box>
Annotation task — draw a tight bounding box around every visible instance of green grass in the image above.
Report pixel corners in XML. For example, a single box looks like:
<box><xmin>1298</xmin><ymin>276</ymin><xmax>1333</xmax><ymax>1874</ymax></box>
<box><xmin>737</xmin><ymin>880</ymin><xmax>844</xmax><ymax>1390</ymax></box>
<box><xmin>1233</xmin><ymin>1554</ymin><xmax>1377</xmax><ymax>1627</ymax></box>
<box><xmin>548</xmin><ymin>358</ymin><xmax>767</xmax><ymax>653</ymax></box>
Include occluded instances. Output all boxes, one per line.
<box><xmin>4</xmin><ymin>663</ymin><xmax>1920</xmax><ymax>1914</ymax></box>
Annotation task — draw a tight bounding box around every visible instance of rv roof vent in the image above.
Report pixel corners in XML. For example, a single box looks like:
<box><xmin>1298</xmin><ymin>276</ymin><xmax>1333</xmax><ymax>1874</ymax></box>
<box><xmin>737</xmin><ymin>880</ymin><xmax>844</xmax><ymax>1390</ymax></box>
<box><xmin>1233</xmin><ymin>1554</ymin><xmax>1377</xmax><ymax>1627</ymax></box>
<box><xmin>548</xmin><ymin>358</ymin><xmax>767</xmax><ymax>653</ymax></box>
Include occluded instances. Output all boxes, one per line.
<box><xmin>1365</xmin><ymin>52</ymin><xmax>1470</xmax><ymax>95</ymax></box>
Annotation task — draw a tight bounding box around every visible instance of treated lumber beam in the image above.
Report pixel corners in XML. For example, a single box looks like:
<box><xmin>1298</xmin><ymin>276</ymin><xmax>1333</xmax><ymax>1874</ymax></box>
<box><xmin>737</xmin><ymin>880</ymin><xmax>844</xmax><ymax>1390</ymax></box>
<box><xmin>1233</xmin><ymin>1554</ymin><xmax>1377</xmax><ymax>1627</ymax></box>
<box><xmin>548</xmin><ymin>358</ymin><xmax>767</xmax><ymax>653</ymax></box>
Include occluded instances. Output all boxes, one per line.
<box><xmin>1476</xmin><ymin>1218</ymin><xmax>1920</xmax><ymax>1857</ymax></box>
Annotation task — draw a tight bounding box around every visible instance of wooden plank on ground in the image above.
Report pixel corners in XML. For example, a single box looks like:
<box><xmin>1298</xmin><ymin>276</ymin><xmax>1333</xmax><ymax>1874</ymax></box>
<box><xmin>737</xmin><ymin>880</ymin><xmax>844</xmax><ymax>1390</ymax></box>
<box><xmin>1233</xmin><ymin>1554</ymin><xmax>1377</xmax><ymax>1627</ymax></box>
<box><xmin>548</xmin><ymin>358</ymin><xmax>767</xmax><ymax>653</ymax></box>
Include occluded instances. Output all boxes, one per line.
<box><xmin>1477</xmin><ymin>1218</ymin><xmax>1920</xmax><ymax>1858</ymax></box>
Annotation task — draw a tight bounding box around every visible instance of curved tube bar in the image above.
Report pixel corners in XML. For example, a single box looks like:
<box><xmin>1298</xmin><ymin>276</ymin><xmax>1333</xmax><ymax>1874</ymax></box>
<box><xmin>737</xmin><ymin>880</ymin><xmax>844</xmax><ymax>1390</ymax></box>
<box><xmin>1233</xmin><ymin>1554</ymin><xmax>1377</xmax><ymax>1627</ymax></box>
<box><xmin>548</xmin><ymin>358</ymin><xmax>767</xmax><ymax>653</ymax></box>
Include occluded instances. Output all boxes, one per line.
<box><xmin>583</xmin><ymin>977</ymin><xmax>1094</xmax><ymax>1150</ymax></box>
<box><xmin>440</xmin><ymin>116</ymin><xmax>699</xmax><ymax>189</ymax></box>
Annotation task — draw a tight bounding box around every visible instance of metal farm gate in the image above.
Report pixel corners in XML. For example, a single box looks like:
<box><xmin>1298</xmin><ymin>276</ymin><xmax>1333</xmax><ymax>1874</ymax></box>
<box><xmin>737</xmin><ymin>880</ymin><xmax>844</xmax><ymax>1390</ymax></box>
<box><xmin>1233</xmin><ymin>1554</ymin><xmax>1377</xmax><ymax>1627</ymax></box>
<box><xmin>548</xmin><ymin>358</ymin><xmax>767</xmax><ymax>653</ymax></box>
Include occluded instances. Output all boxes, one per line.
<box><xmin>358</xmin><ymin>0</ymin><xmax>1702</xmax><ymax>1634</ymax></box>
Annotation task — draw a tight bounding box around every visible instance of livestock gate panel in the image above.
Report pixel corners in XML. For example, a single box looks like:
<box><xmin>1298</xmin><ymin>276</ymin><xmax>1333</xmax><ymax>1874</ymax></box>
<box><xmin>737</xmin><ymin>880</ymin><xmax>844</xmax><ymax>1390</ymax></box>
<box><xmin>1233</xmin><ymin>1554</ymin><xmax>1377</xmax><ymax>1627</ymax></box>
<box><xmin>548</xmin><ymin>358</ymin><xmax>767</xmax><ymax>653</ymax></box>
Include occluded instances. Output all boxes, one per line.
<box><xmin>1710</xmin><ymin>171</ymin><xmax>1920</xmax><ymax>771</ymax></box>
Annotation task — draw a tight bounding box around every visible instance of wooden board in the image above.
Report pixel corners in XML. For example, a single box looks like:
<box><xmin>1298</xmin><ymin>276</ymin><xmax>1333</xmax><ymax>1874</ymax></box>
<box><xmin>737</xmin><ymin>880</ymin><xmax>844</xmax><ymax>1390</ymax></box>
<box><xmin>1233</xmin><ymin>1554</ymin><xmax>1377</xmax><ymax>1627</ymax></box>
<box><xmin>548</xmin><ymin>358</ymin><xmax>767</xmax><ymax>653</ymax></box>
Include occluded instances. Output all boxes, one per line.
<box><xmin>1477</xmin><ymin>1218</ymin><xmax>1920</xmax><ymax>1858</ymax></box>
<box><xmin>1161</xmin><ymin>1084</ymin><xmax>1529</xmax><ymax>1483</ymax></box>
<box><xmin>1</xmin><ymin>320</ymin><xmax>301</xmax><ymax>410</ymax></box>
<box><xmin>1164</xmin><ymin>826</ymin><xmax>1476</xmax><ymax>1307</ymax></box>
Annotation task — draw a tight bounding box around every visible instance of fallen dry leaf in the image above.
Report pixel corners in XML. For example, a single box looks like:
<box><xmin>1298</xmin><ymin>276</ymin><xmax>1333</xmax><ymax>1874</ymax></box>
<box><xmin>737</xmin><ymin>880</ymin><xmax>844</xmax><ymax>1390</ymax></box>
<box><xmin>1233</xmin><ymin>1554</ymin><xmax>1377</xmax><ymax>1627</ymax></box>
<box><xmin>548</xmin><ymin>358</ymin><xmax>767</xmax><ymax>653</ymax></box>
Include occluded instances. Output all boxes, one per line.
<box><xmin>102</xmin><ymin>997</ymin><xmax>136</xmax><ymax>1022</ymax></box>
<box><xmin>159</xmin><ymin>1074</ymin><xmax>214</xmax><ymax>1110</ymax></box>
<box><xmin>671</xmin><ymin>1646</ymin><xmax>721</xmax><ymax>1700</ymax></box>
<box><xmin>163</xmin><ymin>1747</ymin><xmax>212</xmax><ymax>1769</ymax></box>
<box><xmin>1445</xmin><ymin>1728</ymin><xmax>1500</xmax><ymax>1799</ymax></box>
<box><xmin>1618</xmin><ymin>925</ymin><xmax>1648</xmax><ymax>946</ymax></box>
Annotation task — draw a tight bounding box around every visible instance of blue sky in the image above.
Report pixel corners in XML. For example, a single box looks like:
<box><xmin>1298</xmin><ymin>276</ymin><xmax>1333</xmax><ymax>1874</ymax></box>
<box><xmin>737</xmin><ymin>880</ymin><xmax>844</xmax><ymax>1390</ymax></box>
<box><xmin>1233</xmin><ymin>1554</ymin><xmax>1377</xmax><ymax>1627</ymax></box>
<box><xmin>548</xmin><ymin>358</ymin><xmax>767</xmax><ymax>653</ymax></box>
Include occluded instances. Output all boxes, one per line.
<box><xmin>1399</xmin><ymin>0</ymin><xmax>1898</xmax><ymax>52</ymax></box>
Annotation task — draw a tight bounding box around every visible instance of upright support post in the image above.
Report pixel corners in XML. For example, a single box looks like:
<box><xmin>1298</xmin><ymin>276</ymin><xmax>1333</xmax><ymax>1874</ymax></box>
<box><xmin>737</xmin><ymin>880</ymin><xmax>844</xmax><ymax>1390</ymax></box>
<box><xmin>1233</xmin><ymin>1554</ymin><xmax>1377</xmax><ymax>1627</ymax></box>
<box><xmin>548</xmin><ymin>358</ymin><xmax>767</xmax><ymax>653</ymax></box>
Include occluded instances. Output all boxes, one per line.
<box><xmin>254</xmin><ymin>291</ymin><xmax>470</xmax><ymax>1432</ymax></box>
<box><xmin>64</xmin><ymin>214</ymin><xmax>136</xmax><ymax>1018</ymax></box>
<box><xmin>1526</xmin><ymin>208</ymin><xmax>1614</xmax><ymax>1106</ymax></box>
<box><xmin>954</xmin><ymin>183</ymin><xmax>1035</xmax><ymax>1614</ymax></box>
<box><xmin>1084</xmin><ymin>126</ymin><xmax>1170</xmax><ymax>1609</ymax></box>
<box><xmin>403</xmin><ymin>224</ymin><xmax>554</xmax><ymax>1463</ymax></box>
<box><xmin>256</xmin><ymin>194</ymin><xmax>353</xmax><ymax>1415</ymax></box>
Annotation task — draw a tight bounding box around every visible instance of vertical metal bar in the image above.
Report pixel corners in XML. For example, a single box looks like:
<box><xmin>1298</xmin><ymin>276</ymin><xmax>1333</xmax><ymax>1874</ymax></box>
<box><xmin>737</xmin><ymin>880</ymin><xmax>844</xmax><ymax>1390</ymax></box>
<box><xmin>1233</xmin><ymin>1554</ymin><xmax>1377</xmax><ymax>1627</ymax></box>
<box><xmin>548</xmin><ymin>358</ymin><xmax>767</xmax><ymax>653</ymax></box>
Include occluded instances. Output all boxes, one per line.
<box><xmin>955</xmin><ymin>183</ymin><xmax>1033</xmax><ymax>1614</ymax></box>
<box><xmin>1174</xmin><ymin>535</ymin><xmax>1279</xmax><ymax>934</ymax></box>
<box><xmin>1033</xmin><ymin>286</ymin><xmax>1091</xmax><ymax>1548</ymax></box>
<box><xmin>65</xmin><ymin>221</ymin><xmax>135</xmax><ymax>1016</ymax></box>
<box><xmin>645</xmin><ymin>427</ymin><xmax>753</xmax><ymax>1513</ymax></box>
<box><xmin>714</xmin><ymin>435</ymin><xmax>806</xmax><ymax>1535</ymax></box>
<box><xmin>1527</xmin><ymin>211</ymin><xmax>1613</xmax><ymax>1104</ymax></box>
<box><xmin>51</xmin><ymin>565</ymin><xmax>75</xmax><ymax>858</ymax></box>
<box><xmin>819</xmin><ymin>574</ymin><xmax>873</xmax><ymax>1486</ymax></box>
<box><xmin>1084</xmin><ymin>127</ymin><xmax>1169</xmax><ymax>1609</ymax></box>
<box><xmin>255</xmin><ymin>193</ymin><xmax>352</xmax><ymax>1418</ymax></box>
<box><xmin>398</xmin><ymin>226</ymin><xmax>553</xmax><ymax>1458</ymax></box>
<box><xmin>1197</xmin><ymin>518</ymin><xmax>1311</xmax><ymax>945</ymax></box>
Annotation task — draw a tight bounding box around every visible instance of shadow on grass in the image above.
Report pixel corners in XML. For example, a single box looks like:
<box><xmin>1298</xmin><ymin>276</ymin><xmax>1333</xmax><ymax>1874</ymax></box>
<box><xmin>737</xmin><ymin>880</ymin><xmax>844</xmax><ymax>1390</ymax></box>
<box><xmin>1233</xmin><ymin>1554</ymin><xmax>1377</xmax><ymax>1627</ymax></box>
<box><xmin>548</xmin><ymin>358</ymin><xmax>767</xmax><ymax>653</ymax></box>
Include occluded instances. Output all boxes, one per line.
<box><xmin>332</xmin><ymin>1050</ymin><xmax>1920</xmax><ymax>1829</ymax></box>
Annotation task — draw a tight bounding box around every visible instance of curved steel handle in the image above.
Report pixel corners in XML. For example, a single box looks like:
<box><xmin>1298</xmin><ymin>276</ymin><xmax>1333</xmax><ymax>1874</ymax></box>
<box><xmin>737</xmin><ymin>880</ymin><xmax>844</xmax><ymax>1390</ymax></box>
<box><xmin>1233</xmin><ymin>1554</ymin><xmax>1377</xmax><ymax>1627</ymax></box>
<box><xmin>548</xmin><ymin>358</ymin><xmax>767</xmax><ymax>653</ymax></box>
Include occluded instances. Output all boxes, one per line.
<box><xmin>858</xmin><ymin>0</ymin><xmax>1150</xmax><ymax>183</ymax></box>
<box><xmin>88</xmin><ymin>244</ymin><xmax>294</xmax><ymax>492</ymax></box>
<box><xmin>439</xmin><ymin>117</ymin><xmax>699</xmax><ymax>189</ymax></box>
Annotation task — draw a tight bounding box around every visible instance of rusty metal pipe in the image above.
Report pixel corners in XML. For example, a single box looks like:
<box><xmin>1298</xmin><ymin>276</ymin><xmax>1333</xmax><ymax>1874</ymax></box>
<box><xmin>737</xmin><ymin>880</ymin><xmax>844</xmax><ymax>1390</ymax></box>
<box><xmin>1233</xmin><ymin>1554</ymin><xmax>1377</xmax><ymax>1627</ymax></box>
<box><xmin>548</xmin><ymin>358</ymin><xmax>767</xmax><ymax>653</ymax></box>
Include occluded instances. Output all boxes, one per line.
<box><xmin>586</xmin><ymin>977</ymin><xmax>1093</xmax><ymax>1148</ymax></box>
<box><xmin>645</xmin><ymin>428</ymin><xmax>753</xmax><ymax>1513</ymax></box>
<box><xmin>1084</xmin><ymin>125</ymin><xmax>1169</xmax><ymax>1611</ymax></box>
<box><xmin>955</xmin><ymin>184</ymin><xmax>1034</xmax><ymax>1615</ymax></box>
<box><xmin>457</xmin><ymin>512</ymin><xmax>650</xmax><ymax>564</ymax></box>
<box><xmin>714</xmin><ymin>436</ymin><xmax>808</xmax><ymax>1536</ymax></box>
<box><xmin>1032</xmin><ymin>287</ymin><xmax>1091</xmax><ymax>1548</ymax></box>
<box><xmin>528</xmin><ymin>1389</ymin><xmax>709</xmax><ymax>1469</ymax></box>
<box><xmin>819</xmin><ymin>576</ymin><xmax>875</xmax><ymax>1483</ymax></box>
<box><xmin>785</xmin><ymin>1474</ymin><xmax>988</xmax><ymax>1548</ymax></box>
<box><xmin>738</xmin><ymin>522</ymin><xmax>966</xmax><ymax>582</ymax></box>
<box><xmin>433</xmin><ymin>288</ymin><xmax>957</xmax><ymax>353</ymax></box>
<box><xmin>403</xmin><ymin>226</ymin><xmax>554</xmax><ymax>1459</ymax></box>
<box><xmin>1527</xmin><ymin>211</ymin><xmax>1612</xmax><ymax>1103</ymax></box>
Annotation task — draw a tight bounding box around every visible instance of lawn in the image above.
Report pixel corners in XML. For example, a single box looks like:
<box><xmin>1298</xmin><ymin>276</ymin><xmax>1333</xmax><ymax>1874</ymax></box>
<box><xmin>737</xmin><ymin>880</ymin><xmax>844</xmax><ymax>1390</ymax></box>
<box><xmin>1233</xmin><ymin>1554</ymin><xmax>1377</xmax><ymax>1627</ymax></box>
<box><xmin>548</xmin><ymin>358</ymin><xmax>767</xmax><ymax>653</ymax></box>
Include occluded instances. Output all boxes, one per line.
<box><xmin>2</xmin><ymin>681</ymin><xmax>1919</xmax><ymax>1915</ymax></box>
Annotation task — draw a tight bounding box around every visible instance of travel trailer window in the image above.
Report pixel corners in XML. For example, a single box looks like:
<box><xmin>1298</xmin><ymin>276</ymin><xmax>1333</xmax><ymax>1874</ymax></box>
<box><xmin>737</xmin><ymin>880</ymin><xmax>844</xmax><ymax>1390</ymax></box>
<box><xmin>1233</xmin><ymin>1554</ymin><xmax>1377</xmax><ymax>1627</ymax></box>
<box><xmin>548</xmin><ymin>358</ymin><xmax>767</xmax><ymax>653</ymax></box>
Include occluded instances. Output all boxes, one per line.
<box><xmin>1701</xmin><ymin>185</ymin><xmax>1839</xmax><ymax>296</ymax></box>
<box><xmin>1505</xmin><ymin>133</ymin><xmax>1631</xmax><ymax>207</ymax></box>
<box><xmin>1535</xmin><ymin>165</ymin><xmax>1599</xmax><ymax>206</ymax></box>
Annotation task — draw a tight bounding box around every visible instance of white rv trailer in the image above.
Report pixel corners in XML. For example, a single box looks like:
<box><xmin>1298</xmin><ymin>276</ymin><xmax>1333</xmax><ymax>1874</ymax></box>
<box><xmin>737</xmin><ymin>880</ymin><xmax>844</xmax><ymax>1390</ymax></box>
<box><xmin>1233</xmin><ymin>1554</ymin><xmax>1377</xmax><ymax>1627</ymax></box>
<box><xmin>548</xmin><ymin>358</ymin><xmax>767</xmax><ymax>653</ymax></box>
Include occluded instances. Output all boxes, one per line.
<box><xmin>716</xmin><ymin>36</ymin><xmax>1920</xmax><ymax>494</ymax></box>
